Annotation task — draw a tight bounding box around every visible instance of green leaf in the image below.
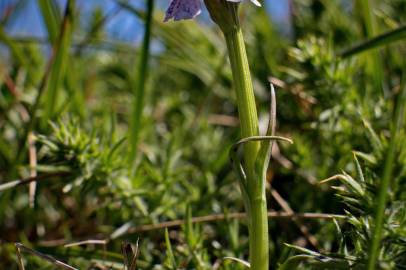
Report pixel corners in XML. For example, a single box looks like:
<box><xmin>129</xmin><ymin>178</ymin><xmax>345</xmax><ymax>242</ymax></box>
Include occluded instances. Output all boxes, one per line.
<box><xmin>341</xmin><ymin>24</ymin><xmax>406</xmax><ymax>57</ymax></box>
<box><xmin>37</xmin><ymin>0</ymin><xmax>61</xmax><ymax>43</ymax></box>
<box><xmin>184</xmin><ymin>205</ymin><xmax>196</xmax><ymax>248</ymax></box>
<box><xmin>223</xmin><ymin>256</ymin><xmax>250</xmax><ymax>268</ymax></box>
<box><xmin>0</xmin><ymin>25</ymin><xmax>26</xmax><ymax>66</ymax></box>
<box><xmin>353</xmin><ymin>153</ymin><xmax>365</xmax><ymax>183</ymax></box>
<box><xmin>164</xmin><ymin>229</ymin><xmax>177</xmax><ymax>269</ymax></box>
<box><xmin>43</xmin><ymin>0</ymin><xmax>75</xmax><ymax>122</ymax></box>
<box><xmin>278</xmin><ymin>255</ymin><xmax>313</xmax><ymax>270</ymax></box>
<box><xmin>126</xmin><ymin>0</ymin><xmax>154</xmax><ymax>162</ymax></box>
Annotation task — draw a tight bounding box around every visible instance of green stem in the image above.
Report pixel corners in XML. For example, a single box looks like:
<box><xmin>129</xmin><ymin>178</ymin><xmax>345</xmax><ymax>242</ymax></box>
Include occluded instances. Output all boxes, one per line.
<box><xmin>367</xmin><ymin>79</ymin><xmax>406</xmax><ymax>270</ymax></box>
<box><xmin>224</xmin><ymin>27</ymin><xmax>260</xmax><ymax>173</ymax></box>
<box><xmin>249</xmin><ymin>197</ymin><xmax>269</xmax><ymax>270</ymax></box>
<box><xmin>224</xmin><ymin>17</ymin><xmax>268</xmax><ymax>270</ymax></box>
<box><xmin>129</xmin><ymin>0</ymin><xmax>154</xmax><ymax>161</ymax></box>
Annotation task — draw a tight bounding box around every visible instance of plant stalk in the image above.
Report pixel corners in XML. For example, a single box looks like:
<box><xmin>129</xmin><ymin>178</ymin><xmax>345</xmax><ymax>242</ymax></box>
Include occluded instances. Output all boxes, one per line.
<box><xmin>224</xmin><ymin>26</ymin><xmax>260</xmax><ymax>174</ymax></box>
<box><xmin>224</xmin><ymin>15</ymin><xmax>268</xmax><ymax>270</ymax></box>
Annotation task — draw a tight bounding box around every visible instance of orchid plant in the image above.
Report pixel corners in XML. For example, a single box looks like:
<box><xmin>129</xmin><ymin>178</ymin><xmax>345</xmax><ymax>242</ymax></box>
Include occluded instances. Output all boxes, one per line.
<box><xmin>164</xmin><ymin>1</ymin><xmax>292</xmax><ymax>269</ymax></box>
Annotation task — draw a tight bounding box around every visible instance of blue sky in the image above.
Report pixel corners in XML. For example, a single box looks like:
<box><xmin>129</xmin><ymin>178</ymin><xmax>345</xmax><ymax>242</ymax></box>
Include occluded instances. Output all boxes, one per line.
<box><xmin>3</xmin><ymin>0</ymin><xmax>290</xmax><ymax>44</ymax></box>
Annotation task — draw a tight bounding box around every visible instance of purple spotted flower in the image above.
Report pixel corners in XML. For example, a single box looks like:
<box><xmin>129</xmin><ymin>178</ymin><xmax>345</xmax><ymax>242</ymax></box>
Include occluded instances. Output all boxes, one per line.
<box><xmin>164</xmin><ymin>0</ymin><xmax>261</xmax><ymax>22</ymax></box>
<box><xmin>164</xmin><ymin>0</ymin><xmax>202</xmax><ymax>22</ymax></box>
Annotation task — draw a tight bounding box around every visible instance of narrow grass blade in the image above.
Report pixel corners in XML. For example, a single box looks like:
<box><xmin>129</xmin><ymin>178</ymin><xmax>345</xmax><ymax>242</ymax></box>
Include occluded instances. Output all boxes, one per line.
<box><xmin>128</xmin><ymin>0</ymin><xmax>154</xmax><ymax>162</ymax></box>
<box><xmin>278</xmin><ymin>255</ymin><xmax>313</xmax><ymax>270</ymax></box>
<box><xmin>37</xmin><ymin>0</ymin><xmax>61</xmax><ymax>43</ymax></box>
<box><xmin>15</xmin><ymin>243</ymin><xmax>78</xmax><ymax>270</ymax></box>
<box><xmin>223</xmin><ymin>257</ymin><xmax>250</xmax><ymax>268</ymax></box>
<box><xmin>341</xmin><ymin>24</ymin><xmax>406</xmax><ymax>58</ymax></box>
<box><xmin>15</xmin><ymin>244</ymin><xmax>25</xmax><ymax>270</ymax></box>
<box><xmin>319</xmin><ymin>173</ymin><xmax>364</xmax><ymax>196</ymax></box>
<box><xmin>355</xmin><ymin>0</ymin><xmax>383</xmax><ymax>95</ymax></box>
<box><xmin>0</xmin><ymin>25</ymin><xmax>26</xmax><ymax>66</ymax></box>
<box><xmin>0</xmin><ymin>172</ymin><xmax>69</xmax><ymax>192</ymax></box>
<box><xmin>164</xmin><ymin>229</ymin><xmax>177</xmax><ymax>269</ymax></box>
<box><xmin>367</xmin><ymin>71</ymin><xmax>406</xmax><ymax>270</ymax></box>
<box><xmin>42</xmin><ymin>0</ymin><xmax>75</xmax><ymax>122</ymax></box>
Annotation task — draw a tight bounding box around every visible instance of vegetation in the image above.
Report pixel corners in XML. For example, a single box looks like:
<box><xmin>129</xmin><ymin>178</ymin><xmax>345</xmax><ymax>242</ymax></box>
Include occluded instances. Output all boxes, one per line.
<box><xmin>0</xmin><ymin>0</ymin><xmax>405</xmax><ymax>269</ymax></box>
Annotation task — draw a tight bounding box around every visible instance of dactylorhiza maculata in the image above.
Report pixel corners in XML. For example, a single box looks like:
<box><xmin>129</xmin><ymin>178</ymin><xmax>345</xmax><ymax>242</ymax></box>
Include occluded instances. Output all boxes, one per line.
<box><xmin>164</xmin><ymin>0</ymin><xmax>261</xmax><ymax>22</ymax></box>
<box><xmin>164</xmin><ymin>1</ymin><xmax>272</xmax><ymax>270</ymax></box>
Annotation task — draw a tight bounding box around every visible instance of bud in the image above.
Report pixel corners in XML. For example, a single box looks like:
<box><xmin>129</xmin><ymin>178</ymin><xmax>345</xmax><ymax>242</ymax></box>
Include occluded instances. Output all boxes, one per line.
<box><xmin>203</xmin><ymin>0</ymin><xmax>240</xmax><ymax>34</ymax></box>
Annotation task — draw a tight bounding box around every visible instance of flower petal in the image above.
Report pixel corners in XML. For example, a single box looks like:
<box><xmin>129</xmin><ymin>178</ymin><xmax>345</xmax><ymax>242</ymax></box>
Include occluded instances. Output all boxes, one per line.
<box><xmin>226</xmin><ymin>0</ymin><xmax>262</xmax><ymax>7</ymax></box>
<box><xmin>249</xmin><ymin>0</ymin><xmax>261</xmax><ymax>6</ymax></box>
<box><xmin>164</xmin><ymin>0</ymin><xmax>202</xmax><ymax>22</ymax></box>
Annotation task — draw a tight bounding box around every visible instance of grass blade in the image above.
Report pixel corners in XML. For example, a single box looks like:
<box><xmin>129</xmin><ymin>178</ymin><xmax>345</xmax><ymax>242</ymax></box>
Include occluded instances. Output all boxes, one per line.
<box><xmin>355</xmin><ymin>0</ymin><xmax>383</xmax><ymax>95</ymax></box>
<box><xmin>42</xmin><ymin>0</ymin><xmax>75</xmax><ymax>122</ymax></box>
<box><xmin>0</xmin><ymin>25</ymin><xmax>26</xmax><ymax>66</ymax></box>
<box><xmin>341</xmin><ymin>24</ymin><xmax>406</xmax><ymax>58</ymax></box>
<box><xmin>37</xmin><ymin>0</ymin><xmax>60</xmax><ymax>43</ymax></box>
<box><xmin>367</xmin><ymin>73</ymin><xmax>406</xmax><ymax>269</ymax></box>
<box><xmin>15</xmin><ymin>243</ymin><xmax>78</xmax><ymax>270</ymax></box>
<box><xmin>278</xmin><ymin>255</ymin><xmax>313</xmax><ymax>270</ymax></box>
<box><xmin>164</xmin><ymin>229</ymin><xmax>177</xmax><ymax>269</ymax></box>
<box><xmin>127</xmin><ymin>0</ymin><xmax>154</xmax><ymax>162</ymax></box>
<box><xmin>13</xmin><ymin>0</ymin><xmax>75</xmax><ymax>168</ymax></box>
